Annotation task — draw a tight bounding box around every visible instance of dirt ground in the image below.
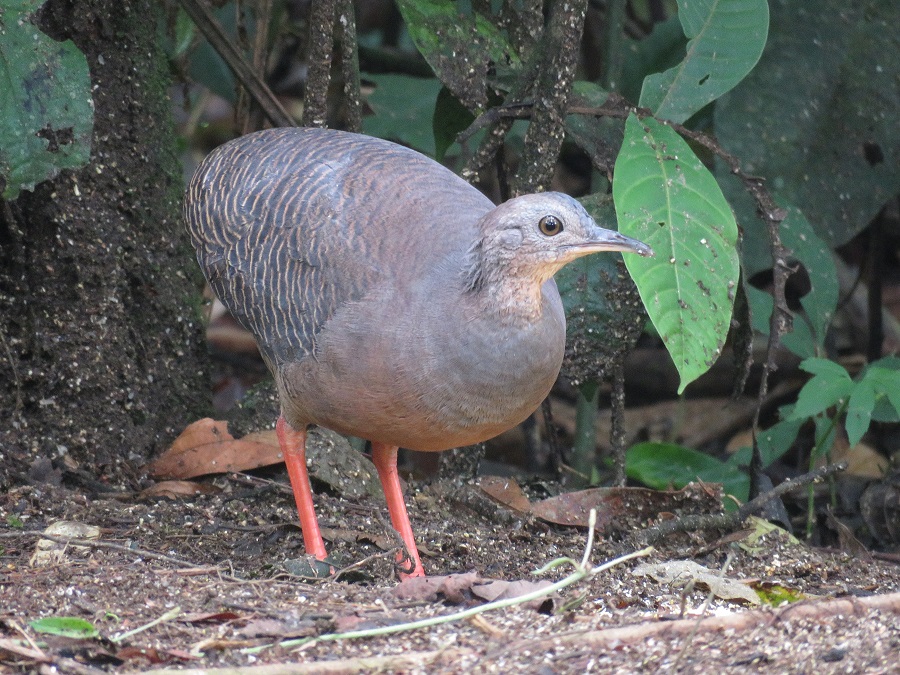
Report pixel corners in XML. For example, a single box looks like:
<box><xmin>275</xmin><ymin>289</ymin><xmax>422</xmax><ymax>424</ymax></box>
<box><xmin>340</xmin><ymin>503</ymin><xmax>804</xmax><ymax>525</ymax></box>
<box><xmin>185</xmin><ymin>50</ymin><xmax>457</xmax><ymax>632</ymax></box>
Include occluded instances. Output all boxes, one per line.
<box><xmin>2</xmin><ymin>461</ymin><xmax>900</xmax><ymax>674</ymax></box>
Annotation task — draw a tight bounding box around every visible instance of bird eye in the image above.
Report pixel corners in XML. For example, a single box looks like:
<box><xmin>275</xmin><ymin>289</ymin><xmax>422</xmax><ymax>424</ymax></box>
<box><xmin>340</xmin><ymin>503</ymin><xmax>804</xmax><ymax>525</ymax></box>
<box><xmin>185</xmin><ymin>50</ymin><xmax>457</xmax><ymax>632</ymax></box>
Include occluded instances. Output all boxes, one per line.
<box><xmin>538</xmin><ymin>215</ymin><xmax>563</xmax><ymax>236</ymax></box>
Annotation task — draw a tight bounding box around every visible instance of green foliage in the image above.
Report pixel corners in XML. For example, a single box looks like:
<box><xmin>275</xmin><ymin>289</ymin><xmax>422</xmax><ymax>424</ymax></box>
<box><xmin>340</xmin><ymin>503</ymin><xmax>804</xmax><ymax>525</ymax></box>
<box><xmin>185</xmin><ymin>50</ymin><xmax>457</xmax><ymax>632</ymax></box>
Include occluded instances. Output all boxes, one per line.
<box><xmin>628</xmin><ymin>356</ymin><xmax>900</xmax><ymax>504</ymax></box>
<box><xmin>715</xmin><ymin>0</ymin><xmax>900</xmax><ymax>248</ymax></box>
<box><xmin>0</xmin><ymin>0</ymin><xmax>93</xmax><ymax>199</ymax></box>
<box><xmin>626</xmin><ymin>441</ymin><xmax>749</xmax><ymax>506</ymax></box>
<box><xmin>744</xmin><ymin>208</ymin><xmax>837</xmax><ymax>359</ymax></box>
<box><xmin>432</xmin><ymin>87</ymin><xmax>476</xmax><ymax>161</ymax></box>
<box><xmin>639</xmin><ymin>0</ymin><xmax>769</xmax><ymax>123</ymax></box>
<box><xmin>29</xmin><ymin>616</ymin><xmax>99</xmax><ymax>639</ymax></box>
<box><xmin>614</xmin><ymin>115</ymin><xmax>740</xmax><ymax>393</ymax></box>
<box><xmin>394</xmin><ymin>0</ymin><xmax>521</xmax><ymax>111</ymax></box>
<box><xmin>788</xmin><ymin>357</ymin><xmax>900</xmax><ymax>450</ymax></box>
<box><xmin>362</xmin><ymin>74</ymin><xmax>444</xmax><ymax>155</ymax></box>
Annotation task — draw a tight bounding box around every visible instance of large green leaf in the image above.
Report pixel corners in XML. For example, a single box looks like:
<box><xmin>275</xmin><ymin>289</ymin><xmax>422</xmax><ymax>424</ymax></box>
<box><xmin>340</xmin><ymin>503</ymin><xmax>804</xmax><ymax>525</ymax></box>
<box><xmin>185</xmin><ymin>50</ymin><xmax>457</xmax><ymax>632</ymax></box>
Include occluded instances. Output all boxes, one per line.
<box><xmin>626</xmin><ymin>441</ymin><xmax>749</xmax><ymax>504</ymax></box>
<box><xmin>614</xmin><ymin>114</ymin><xmax>739</xmax><ymax>393</ymax></box>
<box><xmin>362</xmin><ymin>74</ymin><xmax>443</xmax><ymax>155</ymax></box>
<box><xmin>394</xmin><ymin>0</ymin><xmax>520</xmax><ymax>111</ymax></box>
<box><xmin>639</xmin><ymin>0</ymin><xmax>769</xmax><ymax>123</ymax></box>
<box><xmin>715</xmin><ymin>0</ymin><xmax>900</xmax><ymax>247</ymax></box>
<box><xmin>0</xmin><ymin>0</ymin><xmax>93</xmax><ymax>199</ymax></box>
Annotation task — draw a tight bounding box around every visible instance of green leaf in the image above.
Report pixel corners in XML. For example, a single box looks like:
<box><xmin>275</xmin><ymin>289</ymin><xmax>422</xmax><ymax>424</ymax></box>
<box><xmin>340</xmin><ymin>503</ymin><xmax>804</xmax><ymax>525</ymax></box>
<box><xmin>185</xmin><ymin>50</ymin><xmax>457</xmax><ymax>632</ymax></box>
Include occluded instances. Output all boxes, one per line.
<box><xmin>184</xmin><ymin>4</ymin><xmax>241</xmax><ymax>103</ymax></box>
<box><xmin>29</xmin><ymin>617</ymin><xmax>99</xmax><ymax>639</ymax></box>
<box><xmin>789</xmin><ymin>371</ymin><xmax>852</xmax><ymax>421</ymax></box>
<box><xmin>639</xmin><ymin>0</ymin><xmax>769</xmax><ymax>123</ymax></box>
<box><xmin>432</xmin><ymin>87</ymin><xmax>475</xmax><ymax>161</ymax></box>
<box><xmin>626</xmin><ymin>442</ymin><xmax>749</xmax><ymax>504</ymax></box>
<box><xmin>715</xmin><ymin>0</ymin><xmax>900</xmax><ymax>247</ymax></box>
<box><xmin>741</xmin><ymin>206</ymin><xmax>837</xmax><ymax>357</ymax></box>
<box><xmin>395</xmin><ymin>0</ymin><xmax>520</xmax><ymax>111</ymax></box>
<box><xmin>362</xmin><ymin>74</ymin><xmax>443</xmax><ymax>155</ymax></box>
<box><xmin>845</xmin><ymin>379</ymin><xmax>875</xmax><ymax>448</ymax></box>
<box><xmin>621</xmin><ymin>16</ymin><xmax>687</xmax><ymax>105</ymax></box>
<box><xmin>744</xmin><ymin>285</ymin><xmax>817</xmax><ymax>359</ymax></box>
<box><xmin>565</xmin><ymin>83</ymin><xmax>625</xmax><ymax>175</ymax></box>
<box><xmin>753</xmin><ymin>417</ymin><xmax>804</xmax><ymax>466</ymax></box>
<box><xmin>0</xmin><ymin>0</ymin><xmax>93</xmax><ymax>199</ymax></box>
<box><xmin>860</xmin><ymin>360</ymin><xmax>900</xmax><ymax>423</ymax></box>
<box><xmin>614</xmin><ymin>114</ymin><xmax>740</xmax><ymax>393</ymax></box>
<box><xmin>798</xmin><ymin>357</ymin><xmax>849</xmax><ymax>379</ymax></box>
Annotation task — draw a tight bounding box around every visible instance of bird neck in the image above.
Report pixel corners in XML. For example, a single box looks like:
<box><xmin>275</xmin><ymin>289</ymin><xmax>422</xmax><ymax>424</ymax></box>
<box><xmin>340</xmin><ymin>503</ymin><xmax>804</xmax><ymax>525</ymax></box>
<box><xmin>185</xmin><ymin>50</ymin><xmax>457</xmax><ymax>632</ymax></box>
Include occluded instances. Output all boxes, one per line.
<box><xmin>462</xmin><ymin>240</ymin><xmax>548</xmax><ymax>323</ymax></box>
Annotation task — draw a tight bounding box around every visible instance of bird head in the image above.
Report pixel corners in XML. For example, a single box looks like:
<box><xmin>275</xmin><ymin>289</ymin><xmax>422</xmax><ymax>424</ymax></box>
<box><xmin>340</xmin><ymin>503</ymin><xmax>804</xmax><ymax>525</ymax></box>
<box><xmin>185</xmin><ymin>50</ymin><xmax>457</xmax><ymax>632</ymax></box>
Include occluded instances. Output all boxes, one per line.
<box><xmin>468</xmin><ymin>192</ymin><xmax>653</xmax><ymax>290</ymax></box>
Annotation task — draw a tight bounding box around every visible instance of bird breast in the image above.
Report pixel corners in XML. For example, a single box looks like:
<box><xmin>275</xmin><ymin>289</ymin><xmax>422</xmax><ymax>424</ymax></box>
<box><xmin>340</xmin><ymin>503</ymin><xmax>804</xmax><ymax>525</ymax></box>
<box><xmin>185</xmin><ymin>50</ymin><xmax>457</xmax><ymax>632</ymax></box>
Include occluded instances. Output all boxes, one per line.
<box><xmin>278</xmin><ymin>279</ymin><xmax>566</xmax><ymax>451</ymax></box>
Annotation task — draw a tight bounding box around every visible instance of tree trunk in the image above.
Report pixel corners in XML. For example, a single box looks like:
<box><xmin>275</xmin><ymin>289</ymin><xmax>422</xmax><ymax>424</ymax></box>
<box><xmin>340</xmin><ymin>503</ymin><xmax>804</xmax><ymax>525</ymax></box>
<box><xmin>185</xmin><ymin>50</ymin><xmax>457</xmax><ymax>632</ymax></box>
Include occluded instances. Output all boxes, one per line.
<box><xmin>0</xmin><ymin>0</ymin><xmax>210</xmax><ymax>490</ymax></box>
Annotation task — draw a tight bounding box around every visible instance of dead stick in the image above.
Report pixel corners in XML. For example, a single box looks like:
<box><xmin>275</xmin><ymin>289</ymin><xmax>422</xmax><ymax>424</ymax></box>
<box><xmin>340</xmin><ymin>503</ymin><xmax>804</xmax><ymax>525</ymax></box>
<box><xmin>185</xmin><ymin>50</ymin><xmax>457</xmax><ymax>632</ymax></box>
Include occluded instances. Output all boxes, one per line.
<box><xmin>634</xmin><ymin>461</ymin><xmax>847</xmax><ymax>545</ymax></box>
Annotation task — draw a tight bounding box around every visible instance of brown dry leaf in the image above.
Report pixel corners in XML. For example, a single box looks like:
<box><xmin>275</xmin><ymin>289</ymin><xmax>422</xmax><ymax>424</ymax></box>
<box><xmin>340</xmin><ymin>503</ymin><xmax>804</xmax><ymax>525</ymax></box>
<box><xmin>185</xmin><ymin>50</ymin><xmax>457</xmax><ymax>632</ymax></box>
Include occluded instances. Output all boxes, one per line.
<box><xmin>148</xmin><ymin>419</ymin><xmax>283</xmax><ymax>479</ymax></box>
<box><xmin>319</xmin><ymin>526</ymin><xmax>395</xmax><ymax>551</ymax></box>
<box><xmin>530</xmin><ymin>484</ymin><xmax>722</xmax><ymax>532</ymax></box>
<box><xmin>168</xmin><ymin>418</ymin><xmax>233</xmax><ymax>452</ymax></box>
<box><xmin>530</xmin><ymin>484</ymin><xmax>723</xmax><ymax>532</ymax></box>
<box><xmin>392</xmin><ymin>573</ymin><xmax>555</xmax><ymax>611</ymax></box>
<box><xmin>179</xmin><ymin>611</ymin><xmax>242</xmax><ymax>624</ymax></box>
<box><xmin>471</xmin><ymin>579</ymin><xmax>555</xmax><ymax>611</ymax></box>
<box><xmin>237</xmin><ymin>619</ymin><xmax>317</xmax><ymax>639</ymax></box>
<box><xmin>139</xmin><ymin>481</ymin><xmax>220</xmax><ymax>500</ymax></box>
<box><xmin>391</xmin><ymin>572</ymin><xmax>481</xmax><ymax>604</ymax></box>
<box><xmin>833</xmin><ymin>440</ymin><xmax>890</xmax><ymax>478</ymax></box>
<box><xmin>478</xmin><ymin>476</ymin><xmax>532</xmax><ymax>514</ymax></box>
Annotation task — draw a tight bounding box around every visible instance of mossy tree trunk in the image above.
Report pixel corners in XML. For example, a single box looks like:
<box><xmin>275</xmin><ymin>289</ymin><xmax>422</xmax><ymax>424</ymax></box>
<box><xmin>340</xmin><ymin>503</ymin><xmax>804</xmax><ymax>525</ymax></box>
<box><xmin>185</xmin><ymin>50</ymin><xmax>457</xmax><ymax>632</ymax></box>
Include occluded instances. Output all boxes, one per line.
<box><xmin>0</xmin><ymin>0</ymin><xmax>210</xmax><ymax>489</ymax></box>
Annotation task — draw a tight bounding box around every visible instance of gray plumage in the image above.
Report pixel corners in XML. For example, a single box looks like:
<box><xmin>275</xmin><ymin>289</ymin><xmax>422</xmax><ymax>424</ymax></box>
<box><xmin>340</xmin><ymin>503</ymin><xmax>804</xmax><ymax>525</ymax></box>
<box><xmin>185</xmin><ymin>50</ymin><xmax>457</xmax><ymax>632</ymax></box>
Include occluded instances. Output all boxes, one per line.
<box><xmin>185</xmin><ymin>127</ymin><xmax>650</xmax><ymax>452</ymax></box>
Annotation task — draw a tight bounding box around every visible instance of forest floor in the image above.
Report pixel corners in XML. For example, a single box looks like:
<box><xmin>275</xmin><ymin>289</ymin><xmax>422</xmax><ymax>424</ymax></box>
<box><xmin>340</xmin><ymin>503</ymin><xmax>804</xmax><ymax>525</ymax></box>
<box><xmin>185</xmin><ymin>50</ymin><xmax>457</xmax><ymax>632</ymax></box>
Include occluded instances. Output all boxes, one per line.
<box><xmin>2</xmin><ymin>457</ymin><xmax>900</xmax><ymax>674</ymax></box>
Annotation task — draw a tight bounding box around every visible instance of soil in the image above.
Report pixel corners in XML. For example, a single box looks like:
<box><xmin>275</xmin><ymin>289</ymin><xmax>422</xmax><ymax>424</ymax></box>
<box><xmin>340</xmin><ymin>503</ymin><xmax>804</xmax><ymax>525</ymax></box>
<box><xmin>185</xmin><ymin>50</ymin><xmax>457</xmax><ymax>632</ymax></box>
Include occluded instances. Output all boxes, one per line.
<box><xmin>2</xmin><ymin>465</ymin><xmax>900</xmax><ymax>674</ymax></box>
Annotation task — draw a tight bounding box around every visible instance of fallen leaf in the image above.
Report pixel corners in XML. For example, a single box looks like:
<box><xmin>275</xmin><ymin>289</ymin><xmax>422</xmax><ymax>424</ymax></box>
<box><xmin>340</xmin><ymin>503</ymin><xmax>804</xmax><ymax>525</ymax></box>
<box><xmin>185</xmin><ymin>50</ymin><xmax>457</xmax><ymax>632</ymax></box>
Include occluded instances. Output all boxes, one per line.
<box><xmin>139</xmin><ymin>481</ymin><xmax>219</xmax><ymax>500</ymax></box>
<box><xmin>633</xmin><ymin>560</ymin><xmax>760</xmax><ymax>605</ymax></box>
<box><xmin>29</xmin><ymin>616</ymin><xmax>99</xmax><ymax>639</ymax></box>
<box><xmin>530</xmin><ymin>483</ymin><xmax>722</xmax><ymax>532</ymax></box>
<box><xmin>179</xmin><ymin>611</ymin><xmax>242</xmax><ymax>624</ymax></box>
<box><xmin>149</xmin><ymin>424</ymin><xmax>383</xmax><ymax>500</ymax></box>
<box><xmin>237</xmin><ymin>619</ymin><xmax>318</xmax><ymax>639</ymax></box>
<box><xmin>471</xmin><ymin>578</ymin><xmax>556</xmax><ymax>611</ymax></box>
<box><xmin>391</xmin><ymin>572</ymin><xmax>481</xmax><ymax>604</ymax></box>
<box><xmin>30</xmin><ymin>521</ymin><xmax>101</xmax><ymax>567</ymax></box>
<box><xmin>148</xmin><ymin>419</ymin><xmax>282</xmax><ymax>479</ymax></box>
<box><xmin>478</xmin><ymin>476</ymin><xmax>532</xmax><ymax>514</ymax></box>
<box><xmin>392</xmin><ymin>573</ymin><xmax>556</xmax><ymax>611</ymax></box>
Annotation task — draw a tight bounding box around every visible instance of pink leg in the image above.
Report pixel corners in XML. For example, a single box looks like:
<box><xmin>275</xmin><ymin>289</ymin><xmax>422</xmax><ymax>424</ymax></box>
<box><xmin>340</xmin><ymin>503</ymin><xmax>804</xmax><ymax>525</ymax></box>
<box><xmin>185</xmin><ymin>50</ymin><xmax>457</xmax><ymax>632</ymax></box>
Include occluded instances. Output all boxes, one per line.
<box><xmin>276</xmin><ymin>416</ymin><xmax>327</xmax><ymax>560</ymax></box>
<box><xmin>371</xmin><ymin>442</ymin><xmax>425</xmax><ymax>579</ymax></box>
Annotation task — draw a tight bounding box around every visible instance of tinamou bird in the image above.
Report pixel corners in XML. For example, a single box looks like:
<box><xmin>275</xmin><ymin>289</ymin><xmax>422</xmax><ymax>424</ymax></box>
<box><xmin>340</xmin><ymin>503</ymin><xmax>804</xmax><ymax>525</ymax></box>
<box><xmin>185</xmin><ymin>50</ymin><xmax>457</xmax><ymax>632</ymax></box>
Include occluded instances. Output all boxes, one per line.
<box><xmin>184</xmin><ymin>127</ymin><xmax>652</xmax><ymax>579</ymax></box>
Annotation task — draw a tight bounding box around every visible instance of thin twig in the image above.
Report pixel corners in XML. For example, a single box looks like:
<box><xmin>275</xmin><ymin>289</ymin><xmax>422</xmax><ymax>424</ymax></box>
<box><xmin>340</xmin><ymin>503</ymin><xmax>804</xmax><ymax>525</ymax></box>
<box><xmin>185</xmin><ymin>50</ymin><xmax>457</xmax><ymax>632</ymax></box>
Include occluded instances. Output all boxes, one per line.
<box><xmin>245</xmin><ymin>509</ymin><xmax>653</xmax><ymax>654</ymax></box>
<box><xmin>111</xmin><ymin>607</ymin><xmax>182</xmax><ymax>644</ymax></box>
<box><xmin>672</xmin><ymin>551</ymin><xmax>735</xmax><ymax>670</ymax></box>
<box><xmin>635</xmin><ymin>461</ymin><xmax>848</xmax><ymax>546</ymax></box>
<box><xmin>176</xmin><ymin>0</ymin><xmax>294</xmax><ymax>127</ymax></box>
<box><xmin>5</xmin><ymin>530</ymin><xmax>234</xmax><ymax>574</ymax></box>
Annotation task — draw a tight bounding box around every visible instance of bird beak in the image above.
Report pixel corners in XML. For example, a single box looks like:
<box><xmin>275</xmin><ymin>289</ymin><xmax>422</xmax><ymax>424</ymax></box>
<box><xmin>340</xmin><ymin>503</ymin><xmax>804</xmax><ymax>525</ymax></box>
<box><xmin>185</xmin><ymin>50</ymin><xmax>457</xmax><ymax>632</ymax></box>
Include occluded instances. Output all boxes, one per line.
<box><xmin>565</xmin><ymin>225</ymin><xmax>654</xmax><ymax>259</ymax></box>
